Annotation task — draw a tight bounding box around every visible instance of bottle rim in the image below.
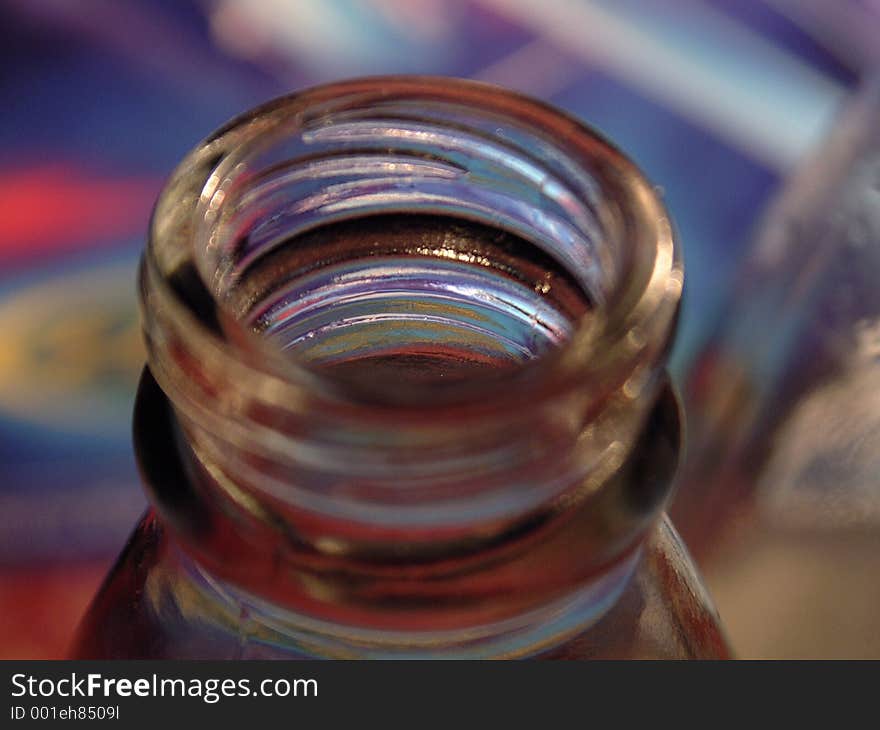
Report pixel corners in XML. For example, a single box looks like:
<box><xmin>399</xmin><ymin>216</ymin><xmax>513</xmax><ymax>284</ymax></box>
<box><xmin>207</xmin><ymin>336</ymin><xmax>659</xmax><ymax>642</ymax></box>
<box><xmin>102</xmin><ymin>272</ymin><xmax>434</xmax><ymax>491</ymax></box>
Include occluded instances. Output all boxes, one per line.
<box><xmin>142</xmin><ymin>75</ymin><xmax>682</xmax><ymax>422</ymax></box>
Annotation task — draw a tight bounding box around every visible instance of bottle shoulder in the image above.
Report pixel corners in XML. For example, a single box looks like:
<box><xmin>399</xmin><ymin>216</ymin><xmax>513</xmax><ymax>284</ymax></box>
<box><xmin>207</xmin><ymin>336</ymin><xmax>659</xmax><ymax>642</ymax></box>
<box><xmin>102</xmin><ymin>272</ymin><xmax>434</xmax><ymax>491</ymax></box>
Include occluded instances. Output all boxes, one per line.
<box><xmin>543</xmin><ymin>516</ymin><xmax>729</xmax><ymax>659</ymax></box>
<box><xmin>72</xmin><ymin>513</ymin><xmax>728</xmax><ymax>659</ymax></box>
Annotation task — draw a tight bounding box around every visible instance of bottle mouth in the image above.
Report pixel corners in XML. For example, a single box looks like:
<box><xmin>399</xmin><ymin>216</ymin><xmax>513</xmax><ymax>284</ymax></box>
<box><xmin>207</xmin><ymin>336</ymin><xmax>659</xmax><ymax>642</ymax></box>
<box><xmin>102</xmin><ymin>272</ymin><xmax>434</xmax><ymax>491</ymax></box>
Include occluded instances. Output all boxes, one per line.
<box><xmin>144</xmin><ymin>75</ymin><xmax>680</xmax><ymax>418</ymax></box>
<box><xmin>141</xmin><ymin>76</ymin><xmax>681</xmax><ymax>535</ymax></box>
<box><xmin>238</xmin><ymin>211</ymin><xmax>593</xmax><ymax>399</ymax></box>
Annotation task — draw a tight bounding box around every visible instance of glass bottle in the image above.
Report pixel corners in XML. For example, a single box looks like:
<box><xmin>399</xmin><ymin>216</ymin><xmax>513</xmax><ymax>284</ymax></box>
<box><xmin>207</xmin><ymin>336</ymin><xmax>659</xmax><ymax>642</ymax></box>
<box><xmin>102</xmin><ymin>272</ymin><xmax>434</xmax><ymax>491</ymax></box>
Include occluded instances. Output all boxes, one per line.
<box><xmin>71</xmin><ymin>77</ymin><xmax>728</xmax><ymax>659</ymax></box>
<box><xmin>675</xmin><ymin>79</ymin><xmax>880</xmax><ymax>658</ymax></box>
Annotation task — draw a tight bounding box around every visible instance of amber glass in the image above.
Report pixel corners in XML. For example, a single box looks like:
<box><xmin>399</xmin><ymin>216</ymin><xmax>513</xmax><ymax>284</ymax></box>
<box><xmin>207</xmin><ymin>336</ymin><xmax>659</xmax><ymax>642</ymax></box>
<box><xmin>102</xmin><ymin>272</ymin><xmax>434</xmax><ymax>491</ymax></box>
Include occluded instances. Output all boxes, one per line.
<box><xmin>72</xmin><ymin>77</ymin><xmax>728</xmax><ymax>659</ymax></box>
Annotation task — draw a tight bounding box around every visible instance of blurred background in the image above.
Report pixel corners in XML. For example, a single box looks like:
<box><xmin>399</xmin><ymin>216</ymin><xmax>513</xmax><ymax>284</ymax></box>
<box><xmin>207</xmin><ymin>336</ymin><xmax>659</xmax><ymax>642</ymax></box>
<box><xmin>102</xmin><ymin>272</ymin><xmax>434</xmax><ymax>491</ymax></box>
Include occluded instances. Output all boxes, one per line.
<box><xmin>2</xmin><ymin>0</ymin><xmax>878</xmax><ymax>658</ymax></box>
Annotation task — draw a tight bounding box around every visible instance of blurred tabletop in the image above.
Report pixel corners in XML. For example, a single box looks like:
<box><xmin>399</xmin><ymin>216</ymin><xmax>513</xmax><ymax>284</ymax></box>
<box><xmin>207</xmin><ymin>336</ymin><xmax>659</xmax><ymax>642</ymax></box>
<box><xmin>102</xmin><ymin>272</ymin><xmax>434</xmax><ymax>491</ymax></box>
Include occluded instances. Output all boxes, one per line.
<box><xmin>0</xmin><ymin>0</ymin><xmax>873</xmax><ymax>658</ymax></box>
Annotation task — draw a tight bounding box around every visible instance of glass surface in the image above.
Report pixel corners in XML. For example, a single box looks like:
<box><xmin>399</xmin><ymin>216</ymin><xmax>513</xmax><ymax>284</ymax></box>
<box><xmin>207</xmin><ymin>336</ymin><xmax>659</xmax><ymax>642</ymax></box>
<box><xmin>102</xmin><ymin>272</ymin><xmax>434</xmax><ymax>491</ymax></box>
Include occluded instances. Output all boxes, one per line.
<box><xmin>73</xmin><ymin>77</ymin><xmax>726</xmax><ymax>659</ymax></box>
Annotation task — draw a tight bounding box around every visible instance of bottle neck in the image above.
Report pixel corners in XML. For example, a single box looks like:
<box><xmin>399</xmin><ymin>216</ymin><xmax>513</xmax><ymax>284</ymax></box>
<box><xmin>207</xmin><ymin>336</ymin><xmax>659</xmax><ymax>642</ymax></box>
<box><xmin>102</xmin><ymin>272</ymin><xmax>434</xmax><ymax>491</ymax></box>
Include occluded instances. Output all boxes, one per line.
<box><xmin>134</xmin><ymin>367</ymin><xmax>681</xmax><ymax>657</ymax></box>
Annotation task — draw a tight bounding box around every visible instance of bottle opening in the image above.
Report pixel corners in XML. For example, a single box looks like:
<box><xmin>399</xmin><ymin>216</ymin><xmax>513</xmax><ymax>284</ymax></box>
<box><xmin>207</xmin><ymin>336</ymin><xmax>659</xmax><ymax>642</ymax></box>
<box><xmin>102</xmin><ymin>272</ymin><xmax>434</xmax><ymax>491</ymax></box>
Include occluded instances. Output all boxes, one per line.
<box><xmin>142</xmin><ymin>76</ymin><xmax>680</xmax><ymax>532</ymax></box>
<box><xmin>230</xmin><ymin>212</ymin><xmax>592</xmax><ymax>392</ymax></box>
<box><xmin>147</xmin><ymin>77</ymin><xmax>678</xmax><ymax>416</ymax></box>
